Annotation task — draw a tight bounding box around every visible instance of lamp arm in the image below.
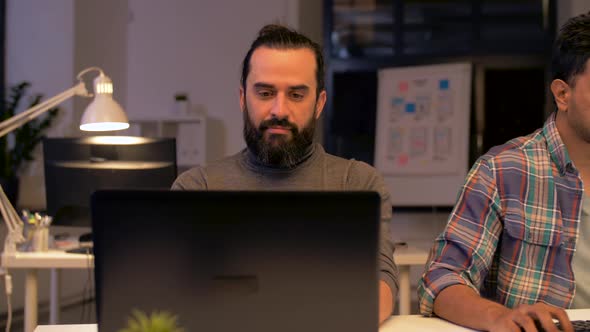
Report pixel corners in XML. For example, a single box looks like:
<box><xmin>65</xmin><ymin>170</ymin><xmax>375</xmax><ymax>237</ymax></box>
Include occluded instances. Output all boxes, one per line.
<box><xmin>0</xmin><ymin>66</ymin><xmax>124</xmax><ymax>255</ymax></box>
<box><xmin>0</xmin><ymin>185</ymin><xmax>21</xmax><ymax>232</ymax></box>
<box><xmin>0</xmin><ymin>81</ymin><xmax>88</xmax><ymax>253</ymax></box>
<box><xmin>0</xmin><ymin>82</ymin><xmax>88</xmax><ymax>139</ymax></box>
<box><xmin>0</xmin><ymin>184</ymin><xmax>24</xmax><ymax>253</ymax></box>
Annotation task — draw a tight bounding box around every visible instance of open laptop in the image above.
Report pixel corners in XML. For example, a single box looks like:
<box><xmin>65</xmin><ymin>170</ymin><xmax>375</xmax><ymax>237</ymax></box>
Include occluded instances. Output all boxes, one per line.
<box><xmin>91</xmin><ymin>190</ymin><xmax>380</xmax><ymax>332</ymax></box>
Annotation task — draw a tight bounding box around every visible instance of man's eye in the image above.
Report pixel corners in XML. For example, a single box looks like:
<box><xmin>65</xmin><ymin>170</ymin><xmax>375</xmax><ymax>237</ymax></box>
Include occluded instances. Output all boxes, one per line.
<box><xmin>258</xmin><ymin>90</ymin><xmax>273</xmax><ymax>98</ymax></box>
<box><xmin>291</xmin><ymin>92</ymin><xmax>304</xmax><ymax>100</ymax></box>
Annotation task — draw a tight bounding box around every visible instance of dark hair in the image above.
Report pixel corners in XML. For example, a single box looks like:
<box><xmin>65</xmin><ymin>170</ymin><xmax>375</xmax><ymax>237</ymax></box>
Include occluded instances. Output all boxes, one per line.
<box><xmin>551</xmin><ymin>11</ymin><xmax>590</xmax><ymax>86</ymax></box>
<box><xmin>241</xmin><ymin>24</ymin><xmax>325</xmax><ymax>97</ymax></box>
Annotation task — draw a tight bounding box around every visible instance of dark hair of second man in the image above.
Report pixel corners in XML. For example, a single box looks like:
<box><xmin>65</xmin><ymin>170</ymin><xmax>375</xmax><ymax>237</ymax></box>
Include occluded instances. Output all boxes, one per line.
<box><xmin>551</xmin><ymin>11</ymin><xmax>590</xmax><ymax>86</ymax></box>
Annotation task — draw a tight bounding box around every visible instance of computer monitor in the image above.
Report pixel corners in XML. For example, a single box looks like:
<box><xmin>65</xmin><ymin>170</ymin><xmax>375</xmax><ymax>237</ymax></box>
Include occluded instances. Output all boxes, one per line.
<box><xmin>91</xmin><ymin>190</ymin><xmax>380</xmax><ymax>332</ymax></box>
<box><xmin>43</xmin><ymin>136</ymin><xmax>177</xmax><ymax>227</ymax></box>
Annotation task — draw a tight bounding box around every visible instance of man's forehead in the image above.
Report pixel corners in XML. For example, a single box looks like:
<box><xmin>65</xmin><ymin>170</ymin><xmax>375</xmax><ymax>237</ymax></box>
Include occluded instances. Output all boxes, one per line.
<box><xmin>247</xmin><ymin>46</ymin><xmax>317</xmax><ymax>86</ymax></box>
<box><xmin>250</xmin><ymin>46</ymin><xmax>316</xmax><ymax>62</ymax></box>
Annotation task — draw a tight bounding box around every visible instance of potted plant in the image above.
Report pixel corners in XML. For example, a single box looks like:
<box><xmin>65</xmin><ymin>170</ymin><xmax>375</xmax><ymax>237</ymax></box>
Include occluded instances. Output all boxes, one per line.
<box><xmin>0</xmin><ymin>82</ymin><xmax>60</xmax><ymax>205</ymax></box>
<box><xmin>119</xmin><ymin>309</ymin><xmax>185</xmax><ymax>332</ymax></box>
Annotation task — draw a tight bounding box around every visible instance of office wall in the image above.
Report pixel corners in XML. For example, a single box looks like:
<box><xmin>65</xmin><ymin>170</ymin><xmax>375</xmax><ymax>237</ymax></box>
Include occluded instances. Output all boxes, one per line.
<box><xmin>126</xmin><ymin>0</ymin><xmax>297</xmax><ymax>162</ymax></box>
<box><xmin>6</xmin><ymin>0</ymin><xmax>74</xmax><ymax>111</ymax></box>
<box><xmin>72</xmin><ymin>0</ymin><xmax>128</xmax><ymax>130</ymax></box>
<box><xmin>6</xmin><ymin>0</ymin><xmax>76</xmax><ymax>166</ymax></box>
<box><xmin>558</xmin><ymin>0</ymin><xmax>590</xmax><ymax>27</ymax></box>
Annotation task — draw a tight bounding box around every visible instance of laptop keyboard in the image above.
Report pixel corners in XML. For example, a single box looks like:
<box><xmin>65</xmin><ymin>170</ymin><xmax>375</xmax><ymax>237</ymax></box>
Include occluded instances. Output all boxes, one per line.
<box><xmin>549</xmin><ymin>320</ymin><xmax>590</xmax><ymax>332</ymax></box>
<box><xmin>564</xmin><ymin>320</ymin><xmax>590</xmax><ymax>332</ymax></box>
<box><xmin>528</xmin><ymin>320</ymin><xmax>590</xmax><ymax>332</ymax></box>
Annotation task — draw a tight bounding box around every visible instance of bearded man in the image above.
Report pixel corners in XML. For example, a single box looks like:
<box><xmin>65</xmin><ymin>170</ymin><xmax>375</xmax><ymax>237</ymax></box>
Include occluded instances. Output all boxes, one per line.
<box><xmin>172</xmin><ymin>24</ymin><xmax>399</xmax><ymax>324</ymax></box>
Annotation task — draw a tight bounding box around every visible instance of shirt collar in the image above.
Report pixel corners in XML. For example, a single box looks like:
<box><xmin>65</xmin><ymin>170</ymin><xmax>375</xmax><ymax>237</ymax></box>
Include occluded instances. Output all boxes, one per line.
<box><xmin>543</xmin><ymin>112</ymin><xmax>574</xmax><ymax>175</ymax></box>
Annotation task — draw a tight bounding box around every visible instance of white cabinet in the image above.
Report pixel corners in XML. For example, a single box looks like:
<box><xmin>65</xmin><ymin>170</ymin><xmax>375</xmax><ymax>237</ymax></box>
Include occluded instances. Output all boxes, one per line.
<box><xmin>123</xmin><ymin>115</ymin><xmax>206</xmax><ymax>168</ymax></box>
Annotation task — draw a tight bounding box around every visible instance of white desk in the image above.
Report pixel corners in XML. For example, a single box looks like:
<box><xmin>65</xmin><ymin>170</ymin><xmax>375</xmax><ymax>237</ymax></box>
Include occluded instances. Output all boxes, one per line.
<box><xmin>2</xmin><ymin>250</ymin><xmax>94</xmax><ymax>332</ymax></box>
<box><xmin>380</xmin><ymin>309</ymin><xmax>590</xmax><ymax>331</ymax></box>
<box><xmin>34</xmin><ymin>309</ymin><xmax>590</xmax><ymax>332</ymax></box>
<box><xmin>35</xmin><ymin>324</ymin><xmax>97</xmax><ymax>332</ymax></box>
<box><xmin>4</xmin><ymin>245</ymin><xmax>426</xmax><ymax>331</ymax></box>
<box><xmin>393</xmin><ymin>246</ymin><xmax>429</xmax><ymax>315</ymax></box>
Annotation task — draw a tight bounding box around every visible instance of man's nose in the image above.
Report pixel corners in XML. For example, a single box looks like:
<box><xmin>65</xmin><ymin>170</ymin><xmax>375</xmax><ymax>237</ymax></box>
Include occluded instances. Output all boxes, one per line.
<box><xmin>270</xmin><ymin>94</ymin><xmax>288</xmax><ymax>118</ymax></box>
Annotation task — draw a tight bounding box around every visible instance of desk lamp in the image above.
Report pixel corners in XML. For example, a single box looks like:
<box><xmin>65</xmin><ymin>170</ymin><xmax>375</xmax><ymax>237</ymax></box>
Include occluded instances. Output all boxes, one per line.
<box><xmin>1</xmin><ymin>67</ymin><xmax>129</xmax><ymax>253</ymax></box>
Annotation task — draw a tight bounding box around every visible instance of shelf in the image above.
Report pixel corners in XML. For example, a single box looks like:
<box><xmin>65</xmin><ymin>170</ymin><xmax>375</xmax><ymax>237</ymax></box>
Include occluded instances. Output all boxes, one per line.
<box><xmin>123</xmin><ymin>114</ymin><xmax>207</xmax><ymax>168</ymax></box>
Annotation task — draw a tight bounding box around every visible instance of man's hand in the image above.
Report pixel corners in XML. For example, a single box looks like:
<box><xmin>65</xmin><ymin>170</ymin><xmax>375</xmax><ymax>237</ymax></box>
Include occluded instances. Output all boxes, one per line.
<box><xmin>433</xmin><ymin>285</ymin><xmax>573</xmax><ymax>332</ymax></box>
<box><xmin>487</xmin><ymin>303</ymin><xmax>573</xmax><ymax>332</ymax></box>
<box><xmin>379</xmin><ymin>280</ymin><xmax>393</xmax><ymax>324</ymax></box>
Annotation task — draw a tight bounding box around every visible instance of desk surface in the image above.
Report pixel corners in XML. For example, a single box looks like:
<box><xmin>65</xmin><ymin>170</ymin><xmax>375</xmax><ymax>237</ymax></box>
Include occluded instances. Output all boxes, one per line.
<box><xmin>34</xmin><ymin>309</ymin><xmax>590</xmax><ymax>332</ymax></box>
<box><xmin>393</xmin><ymin>246</ymin><xmax>429</xmax><ymax>265</ymax></box>
<box><xmin>2</xmin><ymin>250</ymin><xmax>93</xmax><ymax>269</ymax></box>
<box><xmin>380</xmin><ymin>309</ymin><xmax>590</xmax><ymax>332</ymax></box>
<box><xmin>35</xmin><ymin>324</ymin><xmax>97</xmax><ymax>332</ymax></box>
<box><xmin>5</xmin><ymin>245</ymin><xmax>426</xmax><ymax>269</ymax></box>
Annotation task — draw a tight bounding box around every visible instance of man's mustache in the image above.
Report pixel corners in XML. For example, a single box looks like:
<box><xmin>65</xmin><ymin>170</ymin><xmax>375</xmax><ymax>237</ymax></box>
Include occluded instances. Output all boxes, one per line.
<box><xmin>259</xmin><ymin>118</ymin><xmax>298</xmax><ymax>132</ymax></box>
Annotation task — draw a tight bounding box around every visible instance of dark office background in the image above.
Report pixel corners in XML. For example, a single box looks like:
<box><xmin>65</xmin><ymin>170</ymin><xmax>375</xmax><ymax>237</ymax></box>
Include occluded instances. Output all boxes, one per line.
<box><xmin>323</xmin><ymin>0</ymin><xmax>556</xmax><ymax>166</ymax></box>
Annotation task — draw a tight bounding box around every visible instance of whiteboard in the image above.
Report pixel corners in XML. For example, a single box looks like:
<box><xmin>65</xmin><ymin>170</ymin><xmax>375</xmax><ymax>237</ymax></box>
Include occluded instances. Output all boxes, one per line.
<box><xmin>374</xmin><ymin>63</ymin><xmax>472</xmax><ymax>206</ymax></box>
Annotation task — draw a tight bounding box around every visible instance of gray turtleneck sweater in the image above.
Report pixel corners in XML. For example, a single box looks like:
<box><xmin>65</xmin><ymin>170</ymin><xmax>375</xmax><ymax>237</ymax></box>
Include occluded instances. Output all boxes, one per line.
<box><xmin>172</xmin><ymin>143</ymin><xmax>399</xmax><ymax>301</ymax></box>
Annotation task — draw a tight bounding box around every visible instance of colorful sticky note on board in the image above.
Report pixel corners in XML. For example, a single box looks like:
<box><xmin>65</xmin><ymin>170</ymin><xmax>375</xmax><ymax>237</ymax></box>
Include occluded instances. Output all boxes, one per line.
<box><xmin>397</xmin><ymin>154</ymin><xmax>409</xmax><ymax>166</ymax></box>
<box><xmin>439</xmin><ymin>79</ymin><xmax>449</xmax><ymax>90</ymax></box>
<box><xmin>391</xmin><ymin>97</ymin><xmax>404</xmax><ymax>106</ymax></box>
<box><xmin>405</xmin><ymin>103</ymin><xmax>416</xmax><ymax>113</ymax></box>
<box><xmin>399</xmin><ymin>81</ymin><xmax>409</xmax><ymax>92</ymax></box>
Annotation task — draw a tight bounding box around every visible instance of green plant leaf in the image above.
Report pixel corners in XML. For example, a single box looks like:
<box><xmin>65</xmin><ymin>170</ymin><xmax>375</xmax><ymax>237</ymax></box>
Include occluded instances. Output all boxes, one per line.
<box><xmin>119</xmin><ymin>309</ymin><xmax>185</xmax><ymax>332</ymax></box>
<box><xmin>0</xmin><ymin>82</ymin><xmax>61</xmax><ymax>179</ymax></box>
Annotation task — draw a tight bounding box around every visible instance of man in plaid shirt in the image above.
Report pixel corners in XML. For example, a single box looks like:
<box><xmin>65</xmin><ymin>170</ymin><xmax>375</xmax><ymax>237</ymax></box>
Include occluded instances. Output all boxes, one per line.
<box><xmin>417</xmin><ymin>12</ymin><xmax>590</xmax><ymax>332</ymax></box>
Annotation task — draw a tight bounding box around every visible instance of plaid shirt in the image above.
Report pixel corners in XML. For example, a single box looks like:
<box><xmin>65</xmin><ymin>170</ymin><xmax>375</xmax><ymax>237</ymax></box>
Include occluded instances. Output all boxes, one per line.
<box><xmin>418</xmin><ymin>113</ymin><xmax>583</xmax><ymax>316</ymax></box>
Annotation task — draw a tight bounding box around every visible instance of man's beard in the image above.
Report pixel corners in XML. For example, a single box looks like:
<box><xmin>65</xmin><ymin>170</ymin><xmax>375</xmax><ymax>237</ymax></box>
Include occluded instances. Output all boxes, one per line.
<box><xmin>243</xmin><ymin>105</ymin><xmax>316</xmax><ymax>168</ymax></box>
<box><xmin>568</xmin><ymin>109</ymin><xmax>590</xmax><ymax>144</ymax></box>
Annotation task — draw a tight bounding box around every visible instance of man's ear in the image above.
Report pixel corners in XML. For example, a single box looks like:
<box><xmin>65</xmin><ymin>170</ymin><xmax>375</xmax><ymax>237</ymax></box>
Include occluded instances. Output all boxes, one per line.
<box><xmin>314</xmin><ymin>90</ymin><xmax>327</xmax><ymax>119</ymax></box>
<box><xmin>550</xmin><ymin>79</ymin><xmax>571</xmax><ymax>112</ymax></box>
<box><xmin>240</xmin><ymin>87</ymin><xmax>246</xmax><ymax>113</ymax></box>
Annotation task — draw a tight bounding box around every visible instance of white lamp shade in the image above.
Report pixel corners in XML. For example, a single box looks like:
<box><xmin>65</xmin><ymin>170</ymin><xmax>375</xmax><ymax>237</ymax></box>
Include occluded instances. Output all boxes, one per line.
<box><xmin>80</xmin><ymin>94</ymin><xmax>129</xmax><ymax>131</ymax></box>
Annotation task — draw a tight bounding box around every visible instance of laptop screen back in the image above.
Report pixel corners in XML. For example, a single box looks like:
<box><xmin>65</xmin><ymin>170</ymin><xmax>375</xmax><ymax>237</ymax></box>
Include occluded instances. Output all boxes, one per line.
<box><xmin>91</xmin><ymin>190</ymin><xmax>380</xmax><ymax>332</ymax></box>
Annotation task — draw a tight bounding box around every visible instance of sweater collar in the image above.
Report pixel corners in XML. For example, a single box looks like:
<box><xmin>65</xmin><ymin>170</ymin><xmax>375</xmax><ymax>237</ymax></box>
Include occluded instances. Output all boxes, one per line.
<box><xmin>243</xmin><ymin>143</ymin><xmax>318</xmax><ymax>172</ymax></box>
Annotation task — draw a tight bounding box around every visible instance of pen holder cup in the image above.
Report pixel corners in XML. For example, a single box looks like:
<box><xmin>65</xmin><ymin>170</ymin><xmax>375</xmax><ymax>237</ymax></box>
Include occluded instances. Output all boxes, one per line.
<box><xmin>31</xmin><ymin>227</ymin><xmax>49</xmax><ymax>252</ymax></box>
